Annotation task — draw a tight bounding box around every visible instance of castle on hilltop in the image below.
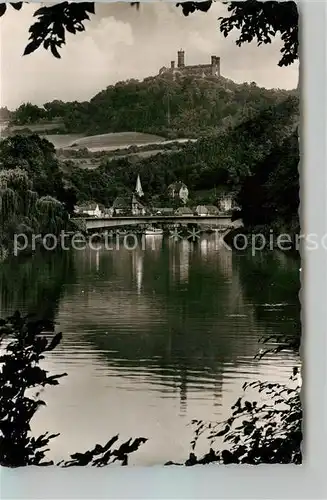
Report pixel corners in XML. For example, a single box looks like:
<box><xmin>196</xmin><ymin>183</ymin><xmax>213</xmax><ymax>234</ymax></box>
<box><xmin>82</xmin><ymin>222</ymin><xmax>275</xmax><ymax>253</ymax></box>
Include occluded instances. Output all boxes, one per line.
<box><xmin>158</xmin><ymin>50</ymin><xmax>221</xmax><ymax>79</ymax></box>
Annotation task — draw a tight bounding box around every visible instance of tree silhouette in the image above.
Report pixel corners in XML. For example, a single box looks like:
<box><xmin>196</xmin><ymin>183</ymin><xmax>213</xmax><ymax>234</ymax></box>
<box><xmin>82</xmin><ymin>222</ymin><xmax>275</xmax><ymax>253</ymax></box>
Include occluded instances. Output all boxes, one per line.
<box><xmin>0</xmin><ymin>1</ymin><xmax>298</xmax><ymax>66</ymax></box>
<box><xmin>0</xmin><ymin>312</ymin><xmax>147</xmax><ymax>467</ymax></box>
<box><xmin>178</xmin><ymin>1</ymin><xmax>298</xmax><ymax>67</ymax></box>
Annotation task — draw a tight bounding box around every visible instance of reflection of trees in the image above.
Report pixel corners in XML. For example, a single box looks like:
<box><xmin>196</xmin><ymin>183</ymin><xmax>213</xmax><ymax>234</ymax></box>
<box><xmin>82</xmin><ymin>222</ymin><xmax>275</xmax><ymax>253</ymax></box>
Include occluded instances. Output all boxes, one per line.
<box><xmin>66</xmin><ymin>240</ymin><xmax>260</xmax><ymax>364</ymax></box>
<box><xmin>60</xmin><ymin>238</ymin><xmax>269</xmax><ymax>410</ymax></box>
<box><xmin>0</xmin><ymin>240</ymin><xmax>299</xmax><ymax>414</ymax></box>
<box><xmin>0</xmin><ymin>250</ymin><xmax>76</xmax><ymax>320</ymax></box>
<box><xmin>234</xmin><ymin>251</ymin><xmax>300</xmax><ymax>341</ymax></box>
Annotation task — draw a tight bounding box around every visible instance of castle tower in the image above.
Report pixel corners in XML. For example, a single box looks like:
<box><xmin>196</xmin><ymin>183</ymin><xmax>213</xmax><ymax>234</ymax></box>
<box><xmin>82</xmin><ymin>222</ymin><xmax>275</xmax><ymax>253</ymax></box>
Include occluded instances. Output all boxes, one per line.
<box><xmin>171</xmin><ymin>60</ymin><xmax>175</xmax><ymax>69</ymax></box>
<box><xmin>177</xmin><ymin>49</ymin><xmax>185</xmax><ymax>68</ymax></box>
<box><xmin>216</xmin><ymin>56</ymin><xmax>221</xmax><ymax>77</ymax></box>
<box><xmin>135</xmin><ymin>174</ymin><xmax>144</xmax><ymax>197</ymax></box>
<box><xmin>211</xmin><ymin>55</ymin><xmax>221</xmax><ymax>77</ymax></box>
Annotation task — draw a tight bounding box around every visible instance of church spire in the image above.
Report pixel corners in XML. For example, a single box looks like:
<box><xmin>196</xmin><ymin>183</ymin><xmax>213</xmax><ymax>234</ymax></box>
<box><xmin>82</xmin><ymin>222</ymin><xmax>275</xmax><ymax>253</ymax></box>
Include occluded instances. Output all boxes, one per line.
<box><xmin>135</xmin><ymin>174</ymin><xmax>144</xmax><ymax>197</ymax></box>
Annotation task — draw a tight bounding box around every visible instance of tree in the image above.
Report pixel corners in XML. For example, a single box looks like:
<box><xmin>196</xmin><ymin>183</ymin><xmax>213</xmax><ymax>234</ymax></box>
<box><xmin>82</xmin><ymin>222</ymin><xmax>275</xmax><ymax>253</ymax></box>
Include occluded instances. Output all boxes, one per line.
<box><xmin>0</xmin><ymin>167</ymin><xmax>31</xmax><ymax>192</ymax></box>
<box><xmin>178</xmin><ymin>1</ymin><xmax>298</xmax><ymax>67</ymax></box>
<box><xmin>0</xmin><ymin>107</ymin><xmax>12</xmax><ymax>121</ymax></box>
<box><xmin>11</xmin><ymin>103</ymin><xmax>46</xmax><ymax>125</ymax></box>
<box><xmin>186</xmin><ymin>372</ymin><xmax>302</xmax><ymax>465</ymax></box>
<box><xmin>236</xmin><ymin>129</ymin><xmax>299</xmax><ymax>230</ymax></box>
<box><xmin>0</xmin><ymin>134</ymin><xmax>65</xmax><ymax>201</ymax></box>
<box><xmin>0</xmin><ymin>135</ymin><xmax>77</xmax><ymax>251</ymax></box>
<box><xmin>0</xmin><ymin>312</ymin><xmax>147</xmax><ymax>467</ymax></box>
<box><xmin>0</xmin><ymin>1</ymin><xmax>298</xmax><ymax>67</ymax></box>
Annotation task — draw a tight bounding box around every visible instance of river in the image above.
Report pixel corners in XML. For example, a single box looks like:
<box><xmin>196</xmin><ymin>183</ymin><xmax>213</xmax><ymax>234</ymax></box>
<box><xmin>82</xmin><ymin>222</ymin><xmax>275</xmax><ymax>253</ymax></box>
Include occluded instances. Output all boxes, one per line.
<box><xmin>0</xmin><ymin>233</ymin><xmax>300</xmax><ymax>465</ymax></box>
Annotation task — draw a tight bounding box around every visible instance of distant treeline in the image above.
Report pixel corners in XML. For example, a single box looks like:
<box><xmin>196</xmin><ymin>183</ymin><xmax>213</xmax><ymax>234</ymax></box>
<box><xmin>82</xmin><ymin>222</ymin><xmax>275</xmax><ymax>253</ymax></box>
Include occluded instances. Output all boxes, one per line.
<box><xmin>0</xmin><ymin>106</ymin><xmax>12</xmax><ymax>122</ymax></box>
<box><xmin>8</xmin><ymin>75</ymin><xmax>297</xmax><ymax>138</ymax></box>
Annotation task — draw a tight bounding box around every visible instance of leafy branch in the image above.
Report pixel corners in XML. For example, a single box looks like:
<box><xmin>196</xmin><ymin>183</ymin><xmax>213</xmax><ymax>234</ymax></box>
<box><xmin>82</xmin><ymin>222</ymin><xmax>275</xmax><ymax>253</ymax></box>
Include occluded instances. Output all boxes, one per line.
<box><xmin>177</xmin><ymin>1</ymin><xmax>299</xmax><ymax>67</ymax></box>
<box><xmin>176</xmin><ymin>1</ymin><xmax>213</xmax><ymax>16</ymax></box>
<box><xmin>23</xmin><ymin>2</ymin><xmax>96</xmax><ymax>59</ymax></box>
<box><xmin>0</xmin><ymin>1</ymin><xmax>298</xmax><ymax>66</ymax></box>
<box><xmin>186</xmin><ymin>372</ymin><xmax>302</xmax><ymax>465</ymax></box>
<box><xmin>58</xmin><ymin>436</ymin><xmax>147</xmax><ymax>467</ymax></box>
<box><xmin>0</xmin><ymin>311</ymin><xmax>147</xmax><ymax>467</ymax></box>
<box><xmin>0</xmin><ymin>2</ymin><xmax>23</xmax><ymax>18</ymax></box>
<box><xmin>219</xmin><ymin>1</ymin><xmax>298</xmax><ymax>67</ymax></box>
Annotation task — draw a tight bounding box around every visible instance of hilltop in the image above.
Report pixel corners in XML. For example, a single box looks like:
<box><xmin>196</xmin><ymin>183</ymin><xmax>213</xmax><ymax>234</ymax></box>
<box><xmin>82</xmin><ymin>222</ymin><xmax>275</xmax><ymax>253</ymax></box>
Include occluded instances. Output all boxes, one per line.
<box><xmin>8</xmin><ymin>74</ymin><xmax>297</xmax><ymax>139</ymax></box>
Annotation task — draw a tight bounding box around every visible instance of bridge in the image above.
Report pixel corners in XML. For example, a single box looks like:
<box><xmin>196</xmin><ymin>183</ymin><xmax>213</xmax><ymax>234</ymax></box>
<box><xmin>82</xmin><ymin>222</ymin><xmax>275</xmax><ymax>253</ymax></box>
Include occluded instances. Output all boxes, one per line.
<box><xmin>71</xmin><ymin>215</ymin><xmax>237</xmax><ymax>233</ymax></box>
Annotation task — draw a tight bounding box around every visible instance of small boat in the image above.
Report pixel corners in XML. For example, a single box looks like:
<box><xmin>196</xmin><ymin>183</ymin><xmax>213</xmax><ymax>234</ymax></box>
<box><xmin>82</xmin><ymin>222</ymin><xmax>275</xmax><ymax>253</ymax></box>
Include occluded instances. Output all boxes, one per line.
<box><xmin>144</xmin><ymin>226</ymin><xmax>163</xmax><ymax>235</ymax></box>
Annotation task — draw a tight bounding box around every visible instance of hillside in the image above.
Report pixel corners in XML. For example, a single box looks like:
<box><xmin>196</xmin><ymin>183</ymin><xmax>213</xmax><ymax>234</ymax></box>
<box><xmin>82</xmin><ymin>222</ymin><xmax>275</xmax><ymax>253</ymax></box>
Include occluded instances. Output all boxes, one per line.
<box><xmin>9</xmin><ymin>75</ymin><xmax>297</xmax><ymax>139</ymax></box>
<box><xmin>66</xmin><ymin>95</ymin><xmax>299</xmax><ymax>210</ymax></box>
<box><xmin>1</xmin><ymin>87</ymin><xmax>300</xmax><ymax>246</ymax></box>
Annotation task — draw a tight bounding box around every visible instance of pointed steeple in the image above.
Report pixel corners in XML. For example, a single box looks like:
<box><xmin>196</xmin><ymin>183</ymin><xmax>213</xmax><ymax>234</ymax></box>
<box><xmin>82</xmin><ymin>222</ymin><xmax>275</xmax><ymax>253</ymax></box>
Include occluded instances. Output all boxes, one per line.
<box><xmin>135</xmin><ymin>174</ymin><xmax>144</xmax><ymax>197</ymax></box>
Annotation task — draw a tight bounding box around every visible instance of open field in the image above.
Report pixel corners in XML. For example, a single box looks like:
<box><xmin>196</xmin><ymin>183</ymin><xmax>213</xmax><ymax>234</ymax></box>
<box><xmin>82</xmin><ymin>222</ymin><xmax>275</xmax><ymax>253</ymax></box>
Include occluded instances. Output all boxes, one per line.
<box><xmin>69</xmin><ymin>131</ymin><xmax>166</xmax><ymax>150</ymax></box>
<box><xmin>45</xmin><ymin>134</ymin><xmax>85</xmax><ymax>149</ymax></box>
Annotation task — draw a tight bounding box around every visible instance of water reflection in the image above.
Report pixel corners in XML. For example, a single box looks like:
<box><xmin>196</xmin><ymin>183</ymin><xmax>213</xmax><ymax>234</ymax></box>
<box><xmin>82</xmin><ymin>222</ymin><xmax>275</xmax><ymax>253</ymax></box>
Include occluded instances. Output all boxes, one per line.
<box><xmin>95</xmin><ymin>248</ymin><xmax>100</xmax><ymax>272</ymax></box>
<box><xmin>144</xmin><ymin>233</ymin><xmax>163</xmax><ymax>254</ymax></box>
<box><xmin>0</xmin><ymin>250</ymin><xmax>76</xmax><ymax>320</ymax></box>
<box><xmin>132</xmin><ymin>250</ymin><xmax>144</xmax><ymax>294</ymax></box>
<box><xmin>200</xmin><ymin>238</ymin><xmax>208</xmax><ymax>259</ymax></box>
<box><xmin>0</xmin><ymin>234</ymin><xmax>300</xmax><ymax>464</ymax></box>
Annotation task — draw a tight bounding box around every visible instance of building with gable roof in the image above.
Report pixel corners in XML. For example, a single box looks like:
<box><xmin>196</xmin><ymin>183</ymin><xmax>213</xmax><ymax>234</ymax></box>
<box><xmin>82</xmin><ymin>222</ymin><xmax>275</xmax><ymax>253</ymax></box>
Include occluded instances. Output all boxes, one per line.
<box><xmin>168</xmin><ymin>182</ymin><xmax>189</xmax><ymax>204</ymax></box>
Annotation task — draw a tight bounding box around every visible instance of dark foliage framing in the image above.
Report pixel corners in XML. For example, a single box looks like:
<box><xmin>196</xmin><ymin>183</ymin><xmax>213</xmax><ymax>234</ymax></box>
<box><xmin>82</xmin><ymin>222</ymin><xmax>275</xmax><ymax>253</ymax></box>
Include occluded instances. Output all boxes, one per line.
<box><xmin>0</xmin><ymin>312</ymin><xmax>147</xmax><ymax>467</ymax></box>
<box><xmin>0</xmin><ymin>2</ymin><xmax>298</xmax><ymax>67</ymax></box>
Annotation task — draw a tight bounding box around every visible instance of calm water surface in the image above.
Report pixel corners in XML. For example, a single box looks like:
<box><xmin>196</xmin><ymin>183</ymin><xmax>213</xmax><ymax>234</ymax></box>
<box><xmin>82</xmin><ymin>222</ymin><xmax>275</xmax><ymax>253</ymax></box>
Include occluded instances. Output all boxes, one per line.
<box><xmin>0</xmin><ymin>234</ymin><xmax>300</xmax><ymax>464</ymax></box>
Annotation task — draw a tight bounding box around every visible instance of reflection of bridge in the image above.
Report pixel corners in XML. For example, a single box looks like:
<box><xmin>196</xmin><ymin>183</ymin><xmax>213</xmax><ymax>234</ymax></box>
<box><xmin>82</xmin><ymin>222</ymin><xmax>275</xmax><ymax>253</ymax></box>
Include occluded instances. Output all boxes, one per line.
<box><xmin>72</xmin><ymin>215</ymin><xmax>235</xmax><ymax>232</ymax></box>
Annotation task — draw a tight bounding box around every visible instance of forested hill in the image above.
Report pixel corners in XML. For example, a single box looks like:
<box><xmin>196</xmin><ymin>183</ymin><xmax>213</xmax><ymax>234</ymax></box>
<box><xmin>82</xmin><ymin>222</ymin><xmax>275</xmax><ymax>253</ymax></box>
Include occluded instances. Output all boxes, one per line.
<box><xmin>10</xmin><ymin>75</ymin><xmax>297</xmax><ymax>138</ymax></box>
<box><xmin>66</xmin><ymin>95</ymin><xmax>299</xmax><ymax>209</ymax></box>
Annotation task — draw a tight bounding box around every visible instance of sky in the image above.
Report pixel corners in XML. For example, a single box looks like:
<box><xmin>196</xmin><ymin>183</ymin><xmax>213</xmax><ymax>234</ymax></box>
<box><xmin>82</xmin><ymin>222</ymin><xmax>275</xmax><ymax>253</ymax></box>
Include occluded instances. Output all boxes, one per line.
<box><xmin>0</xmin><ymin>1</ymin><xmax>299</xmax><ymax>110</ymax></box>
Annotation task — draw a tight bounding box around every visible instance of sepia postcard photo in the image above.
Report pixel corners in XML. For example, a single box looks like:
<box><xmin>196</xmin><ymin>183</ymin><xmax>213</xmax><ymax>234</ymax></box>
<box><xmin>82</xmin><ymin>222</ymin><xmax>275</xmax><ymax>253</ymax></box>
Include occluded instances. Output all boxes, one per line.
<box><xmin>0</xmin><ymin>1</ymin><xmax>301</xmax><ymax>470</ymax></box>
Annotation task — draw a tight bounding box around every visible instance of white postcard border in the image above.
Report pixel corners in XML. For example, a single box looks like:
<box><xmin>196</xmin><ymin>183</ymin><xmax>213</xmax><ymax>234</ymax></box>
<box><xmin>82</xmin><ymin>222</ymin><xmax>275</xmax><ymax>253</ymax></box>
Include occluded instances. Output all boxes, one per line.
<box><xmin>1</xmin><ymin>1</ymin><xmax>326</xmax><ymax>498</ymax></box>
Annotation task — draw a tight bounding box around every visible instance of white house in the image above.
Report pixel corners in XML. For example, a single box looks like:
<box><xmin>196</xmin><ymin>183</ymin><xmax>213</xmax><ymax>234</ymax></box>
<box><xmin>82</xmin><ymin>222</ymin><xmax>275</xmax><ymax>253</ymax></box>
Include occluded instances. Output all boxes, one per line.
<box><xmin>217</xmin><ymin>194</ymin><xmax>234</xmax><ymax>213</ymax></box>
<box><xmin>75</xmin><ymin>203</ymin><xmax>102</xmax><ymax>218</ymax></box>
<box><xmin>168</xmin><ymin>182</ymin><xmax>189</xmax><ymax>204</ymax></box>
